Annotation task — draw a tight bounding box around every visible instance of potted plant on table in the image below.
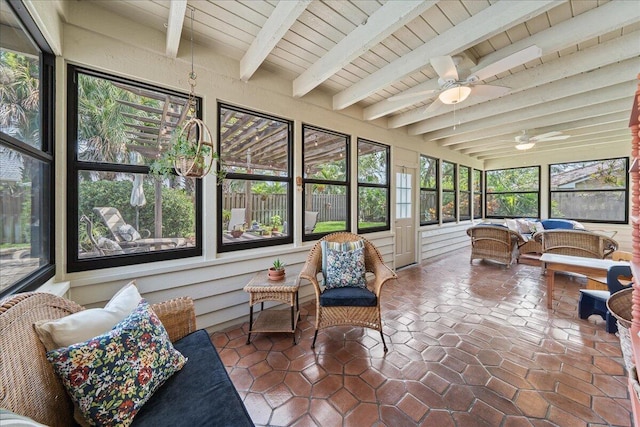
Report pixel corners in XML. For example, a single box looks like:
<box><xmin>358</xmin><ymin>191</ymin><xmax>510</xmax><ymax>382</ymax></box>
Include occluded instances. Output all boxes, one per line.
<box><xmin>270</xmin><ymin>215</ymin><xmax>282</xmax><ymax>233</ymax></box>
<box><xmin>268</xmin><ymin>258</ymin><xmax>285</xmax><ymax>281</ymax></box>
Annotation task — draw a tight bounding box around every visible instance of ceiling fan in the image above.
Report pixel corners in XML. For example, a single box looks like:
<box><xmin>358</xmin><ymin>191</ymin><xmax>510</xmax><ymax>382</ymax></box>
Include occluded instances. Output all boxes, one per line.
<box><xmin>388</xmin><ymin>45</ymin><xmax>541</xmax><ymax>113</ymax></box>
<box><xmin>514</xmin><ymin>130</ymin><xmax>570</xmax><ymax>150</ymax></box>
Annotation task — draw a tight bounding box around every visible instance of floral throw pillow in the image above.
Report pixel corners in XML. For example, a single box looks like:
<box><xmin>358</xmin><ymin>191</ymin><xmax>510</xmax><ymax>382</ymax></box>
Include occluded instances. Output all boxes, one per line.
<box><xmin>46</xmin><ymin>300</ymin><xmax>187</xmax><ymax>427</ymax></box>
<box><xmin>324</xmin><ymin>246</ymin><xmax>367</xmax><ymax>289</ymax></box>
<box><xmin>118</xmin><ymin>224</ymin><xmax>141</xmax><ymax>242</ymax></box>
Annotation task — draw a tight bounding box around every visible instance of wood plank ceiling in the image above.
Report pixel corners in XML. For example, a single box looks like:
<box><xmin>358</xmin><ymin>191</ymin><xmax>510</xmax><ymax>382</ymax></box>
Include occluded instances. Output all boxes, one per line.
<box><xmin>88</xmin><ymin>0</ymin><xmax>640</xmax><ymax>162</ymax></box>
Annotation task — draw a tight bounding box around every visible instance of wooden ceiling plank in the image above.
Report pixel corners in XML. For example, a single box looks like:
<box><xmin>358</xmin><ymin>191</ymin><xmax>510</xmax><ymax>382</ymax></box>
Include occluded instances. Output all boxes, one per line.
<box><xmin>401</xmin><ymin>32</ymin><xmax>640</xmax><ymax>132</ymax></box>
<box><xmin>436</xmin><ymin>96</ymin><xmax>631</xmax><ymax>147</ymax></box>
<box><xmin>332</xmin><ymin>0</ymin><xmax>558</xmax><ymax>110</ymax></box>
<box><xmin>293</xmin><ymin>1</ymin><xmax>436</xmax><ymax>97</ymax></box>
<box><xmin>240</xmin><ymin>0</ymin><xmax>311</xmax><ymax>82</ymax></box>
<box><xmin>165</xmin><ymin>0</ymin><xmax>186</xmax><ymax>58</ymax></box>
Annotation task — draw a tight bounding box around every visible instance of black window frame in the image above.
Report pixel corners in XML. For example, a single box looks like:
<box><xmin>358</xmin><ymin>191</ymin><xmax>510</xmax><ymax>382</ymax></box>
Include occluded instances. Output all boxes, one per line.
<box><xmin>459</xmin><ymin>165</ymin><xmax>471</xmax><ymax>221</ymax></box>
<box><xmin>419</xmin><ymin>155</ymin><xmax>439</xmax><ymax>225</ymax></box>
<box><xmin>442</xmin><ymin>160</ymin><xmax>457</xmax><ymax>223</ymax></box>
<box><xmin>0</xmin><ymin>0</ymin><xmax>56</xmax><ymax>297</ymax></box>
<box><xmin>302</xmin><ymin>124</ymin><xmax>350</xmax><ymax>241</ymax></box>
<box><xmin>473</xmin><ymin>169</ymin><xmax>483</xmax><ymax>219</ymax></box>
<box><xmin>67</xmin><ymin>66</ymin><xmax>203</xmax><ymax>272</ymax></box>
<box><xmin>356</xmin><ymin>138</ymin><xmax>390</xmax><ymax>234</ymax></box>
<box><xmin>485</xmin><ymin>166</ymin><xmax>541</xmax><ymax>219</ymax></box>
<box><xmin>217</xmin><ymin>103</ymin><xmax>294</xmax><ymax>252</ymax></box>
<box><xmin>548</xmin><ymin>157</ymin><xmax>629</xmax><ymax>224</ymax></box>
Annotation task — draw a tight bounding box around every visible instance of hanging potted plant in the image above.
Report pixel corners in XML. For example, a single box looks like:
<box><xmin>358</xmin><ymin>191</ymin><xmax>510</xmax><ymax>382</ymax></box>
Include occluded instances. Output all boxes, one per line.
<box><xmin>268</xmin><ymin>258</ymin><xmax>285</xmax><ymax>281</ymax></box>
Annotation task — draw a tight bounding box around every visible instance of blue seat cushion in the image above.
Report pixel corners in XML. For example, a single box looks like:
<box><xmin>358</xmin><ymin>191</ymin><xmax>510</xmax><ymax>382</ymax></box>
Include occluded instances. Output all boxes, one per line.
<box><xmin>320</xmin><ymin>287</ymin><xmax>377</xmax><ymax>307</ymax></box>
<box><xmin>133</xmin><ymin>329</ymin><xmax>253</xmax><ymax>427</ymax></box>
<box><xmin>541</xmin><ymin>219</ymin><xmax>575</xmax><ymax>230</ymax></box>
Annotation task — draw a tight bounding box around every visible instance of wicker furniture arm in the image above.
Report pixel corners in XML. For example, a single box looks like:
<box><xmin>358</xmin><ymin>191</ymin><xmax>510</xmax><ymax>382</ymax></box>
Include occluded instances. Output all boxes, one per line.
<box><xmin>533</xmin><ymin>229</ymin><xmax>619</xmax><ymax>259</ymax></box>
<box><xmin>150</xmin><ymin>296</ymin><xmax>197</xmax><ymax>343</ymax></box>
<box><xmin>466</xmin><ymin>225</ymin><xmax>523</xmax><ymax>267</ymax></box>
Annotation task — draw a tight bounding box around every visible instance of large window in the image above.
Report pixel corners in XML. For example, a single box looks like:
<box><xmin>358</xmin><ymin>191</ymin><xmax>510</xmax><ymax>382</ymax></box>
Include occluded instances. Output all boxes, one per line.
<box><xmin>459</xmin><ymin>165</ymin><xmax>471</xmax><ymax>221</ymax></box>
<box><xmin>486</xmin><ymin>166</ymin><xmax>540</xmax><ymax>218</ymax></box>
<box><xmin>302</xmin><ymin>125</ymin><xmax>349</xmax><ymax>239</ymax></box>
<box><xmin>550</xmin><ymin>158</ymin><xmax>628</xmax><ymax>223</ymax></box>
<box><xmin>0</xmin><ymin>0</ymin><xmax>55</xmax><ymax>296</ymax></box>
<box><xmin>419</xmin><ymin>155</ymin><xmax>438</xmax><ymax>225</ymax></box>
<box><xmin>68</xmin><ymin>67</ymin><xmax>202</xmax><ymax>272</ymax></box>
<box><xmin>218</xmin><ymin>104</ymin><xmax>293</xmax><ymax>251</ymax></box>
<box><xmin>357</xmin><ymin>138</ymin><xmax>390</xmax><ymax>233</ymax></box>
<box><xmin>473</xmin><ymin>169</ymin><xmax>482</xmax><ymax>219</ymax></box>
<box><xmin>442</xmin><ymin>161</ymin><xmax>456</xmax><ymax>222</ymax></box>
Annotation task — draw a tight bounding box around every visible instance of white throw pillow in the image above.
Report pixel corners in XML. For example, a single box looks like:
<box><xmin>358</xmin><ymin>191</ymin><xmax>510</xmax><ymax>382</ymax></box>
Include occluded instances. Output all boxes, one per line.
<box><xmin>505</xmin><ymin>219</ymin><xmax>518</xmax><ymax>232</ymax></box>
<box><xmin>34</xmin><ymin>281</ymin><xmax>142</xmax><ymax>351</ymax></box>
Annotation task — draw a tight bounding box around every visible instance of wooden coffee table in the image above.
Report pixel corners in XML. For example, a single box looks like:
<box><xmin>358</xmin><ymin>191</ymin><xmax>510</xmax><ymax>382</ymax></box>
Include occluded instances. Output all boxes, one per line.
<box><xmin>243</xmin><ymin>271</ymin><xmax>300</xmax><ymax>344</ymax></box>
<box><xmin>540</xmin><ymin>253</ymin><xmax>629</xmax><ymax>309</ymax></box>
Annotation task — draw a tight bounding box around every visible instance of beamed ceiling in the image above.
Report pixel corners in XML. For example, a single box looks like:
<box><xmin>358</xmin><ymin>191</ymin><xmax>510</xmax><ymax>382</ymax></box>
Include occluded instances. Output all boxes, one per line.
<box><xmin>87</xmin><ymin>0</ymin><xmax>640</xmax><ymax>162</ymax></box>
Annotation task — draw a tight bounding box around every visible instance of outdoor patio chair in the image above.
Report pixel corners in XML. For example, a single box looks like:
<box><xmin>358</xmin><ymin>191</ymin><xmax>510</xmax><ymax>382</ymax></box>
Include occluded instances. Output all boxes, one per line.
<box><xmin>93</xmin><ymin>207</ymin><xmax>185</xmax><ymax>250</ymax></box>
<box><xmin>228</xmin><ymin>208</ymin><xmax>246</xmax><ymax>231</ymax></box>
<box><xmin>304</xmin><ymin>211</ymin><xmax>319</xmax><ymax>233</ymax></box>
<box><xmin>299</xmin><ymin>232</ymin><xmax>397</xmax><ymax>352</ymax></box>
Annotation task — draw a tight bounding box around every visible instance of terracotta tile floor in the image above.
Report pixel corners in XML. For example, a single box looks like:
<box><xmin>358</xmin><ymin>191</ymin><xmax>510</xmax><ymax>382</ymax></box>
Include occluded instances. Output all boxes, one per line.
<box><xmin>210</xmin><ymin>249</ymin><xmax>632</xmax><ymax>426</ymax></box>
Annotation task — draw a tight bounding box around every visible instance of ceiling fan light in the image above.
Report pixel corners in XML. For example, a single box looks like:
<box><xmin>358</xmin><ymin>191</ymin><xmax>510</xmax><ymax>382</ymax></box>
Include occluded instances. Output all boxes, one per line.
<box><xmin>438</xmin><ymin>86</ymin><xmax>471</xmax><ymax>105</ymax></box>
<box><xmin>515</xmin><ymin>142</ymin><xmax>535</xmax><ymax>150</ymax></box>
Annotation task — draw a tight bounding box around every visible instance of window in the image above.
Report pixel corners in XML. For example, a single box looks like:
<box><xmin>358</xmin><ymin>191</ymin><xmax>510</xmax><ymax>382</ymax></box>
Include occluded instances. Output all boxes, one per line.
<box><xmin>473</xmin><ymin>169</ymin><xmax>482</xmax><ymax>219</ymax></box>
<box><xmin>419</xmin><ymin>155</ymin><xmax>438</xmax><ymax>225</ymax></box>
<box><xmin>0</xmin><ymin>0</ymin><xmax>55</xmax><ymax>296</ymax></box>
<box><xmin>485</xmin><ymin>166</ymin><xmax>540</xmax><ymax>218</ymax></box>
<box><xmin>218</xmin><ymin>104</ymin><xmax>293</xmax><ymax>251</ymax></box>
<box><xmin>442</xmin><ymin>161</ymin><xmax>456</xmax><ymax>222</ymax></box>
<box><xmin>357</xmin><ymin>139</ymin><xmax>390</xmax><ymax>233</ymax></box>
<box><xmin>549</xmin><ymin>158</ymin><xmax>628</xmax><ymax>223</ymax></box>
<box><xmin>459</xmin><ymin>165</ymin><xmax>471</xmax><ymax>221</ymax></box>
<box><xmin>302</xmin><ymin>125</ymin><xmax>349</xmax><ymax>239</ymax></box>
<box><xmin>67</xmin><ymin>67</ymin><xmax>202</xmax><ymax>272</ymax></box>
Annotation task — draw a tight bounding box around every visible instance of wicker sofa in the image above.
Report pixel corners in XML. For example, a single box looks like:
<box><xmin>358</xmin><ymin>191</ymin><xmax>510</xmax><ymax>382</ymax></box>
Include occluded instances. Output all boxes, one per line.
<box><xmin>0</xmin><ymin>292</ymin><xmax>253</xmax><ymax>427</ymax></box>
<box><xmin>533</xmin><ymin>229</ymin><xmax>618</xmax><ymax>259</ymax></box>
<box><xmin>467</xmin><ymin>225</ymin><xmax>525</xmax><ymax>267</ymax></box>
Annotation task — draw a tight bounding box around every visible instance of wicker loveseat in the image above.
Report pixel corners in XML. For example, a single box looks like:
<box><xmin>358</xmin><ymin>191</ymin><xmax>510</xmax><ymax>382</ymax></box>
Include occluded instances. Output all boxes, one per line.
<box><xmin>467</xmin><ymin>225</ymin><xmax>525</xmax><ymax>267</ymax></box>
<box><xmin>0</xmin><ymin>292</ymin><xmax>253</xmax><ymax>427</ymax></box>
<box><xmin>533</xmin><ymin>229</ymin><xmax>618</xmax><ymax>259</ymax></box>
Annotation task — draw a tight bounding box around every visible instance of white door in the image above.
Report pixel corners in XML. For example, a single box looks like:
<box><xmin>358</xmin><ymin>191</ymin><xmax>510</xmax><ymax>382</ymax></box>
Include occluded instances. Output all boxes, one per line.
<box><xmin>395</xmin><ymin>166</ymin><xmax>416</xmax><ymax>268</ymax></box>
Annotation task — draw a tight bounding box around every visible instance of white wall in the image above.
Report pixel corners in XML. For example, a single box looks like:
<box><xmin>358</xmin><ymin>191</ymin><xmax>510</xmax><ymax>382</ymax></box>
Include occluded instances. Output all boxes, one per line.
<box><xmin>30</xmin><ymin>1</ymin><xmax>632</xmax><ymax>331</ymax></box>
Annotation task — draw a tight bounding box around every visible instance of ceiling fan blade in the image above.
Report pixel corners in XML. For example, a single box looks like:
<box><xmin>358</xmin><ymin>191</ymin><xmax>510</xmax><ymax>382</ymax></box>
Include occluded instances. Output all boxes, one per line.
<box><xmin>533</xmin><ymin>131</ymin><xmax>563</xmax><ymax>140</ymax></box>
<box><xmin>430</xmin><ymin>56</ymin><xmax>458</xmax><ymax>81</ymax></box>
<box><xmin>424</xmin><ymin>98</ymin><xmax>444</xmax><ymax>114</ymax></box>
<box><xmin>533</xmin><ymin>135</ymin><xmax>571</xmax><ymax>142</ymax></box>
<box><xmin>472</xmin><ymin>45</ymin><xmax>542</xmax><ymax>81</ymax></box>
<box><xmin>387</xmin><ymin>89</ymin><xmax>438</xmax><ymax>102</ymax></box>
<box><xmin>469</xmin><ymin>84</ymin><xmax>510</xmax><ymax>98</ymax></box>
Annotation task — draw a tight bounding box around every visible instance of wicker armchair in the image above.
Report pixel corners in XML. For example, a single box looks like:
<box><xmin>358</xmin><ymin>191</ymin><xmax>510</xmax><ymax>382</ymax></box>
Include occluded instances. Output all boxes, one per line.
<box><xmin>533</xmin><ymin>229</ymin><xmax>618</xmax><ymax>259</ymax></box>
<box><xmin>299</xmin><ymin>232</ymin><xmax>396</xmax><ymax>351</ymax></box>
<box><xmin>0</xmin><ymin>292</ymin><xmax>196</xmax><ymax>427</ymax></box>
<box><xmin>466</xmin><ymin>225</ymin><xmax>524</xmax><ymax>267</ymax></box>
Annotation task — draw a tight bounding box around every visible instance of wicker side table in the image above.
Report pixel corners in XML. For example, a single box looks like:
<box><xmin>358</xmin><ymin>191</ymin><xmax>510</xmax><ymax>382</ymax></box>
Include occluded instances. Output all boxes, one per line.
<box><xmin>243</xmin><ymin>271</ymin><xmax>300</xmax><ymax>344</ymax></box>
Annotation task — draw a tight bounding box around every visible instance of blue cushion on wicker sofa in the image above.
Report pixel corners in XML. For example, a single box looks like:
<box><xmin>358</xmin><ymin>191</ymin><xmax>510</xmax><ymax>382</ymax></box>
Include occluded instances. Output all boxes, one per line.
<box><xmin>320</xmin><ymin>287</ymin><xmax>377</xmax><ymax>307</ymax></box>
<box><xmin>133</xmin><ymin>329</ymin><xmax>253</xmax><ymax>427</ymax></box>
<box><xmin>541</xmin><ymin>219</ymin><xmax>576</xmax><ymax>230</ymax></box>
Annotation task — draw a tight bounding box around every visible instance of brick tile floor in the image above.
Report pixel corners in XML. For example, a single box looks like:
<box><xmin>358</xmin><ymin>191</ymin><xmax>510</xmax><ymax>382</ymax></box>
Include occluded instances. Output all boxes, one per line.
<box><xmin>210</xmin><ymin>249</ymin><xmax>632</xmax><ymax>426</ymax></box>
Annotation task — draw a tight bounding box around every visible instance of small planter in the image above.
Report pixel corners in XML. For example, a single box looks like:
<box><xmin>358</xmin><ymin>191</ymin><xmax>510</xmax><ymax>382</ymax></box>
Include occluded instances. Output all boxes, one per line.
<box><xmin>268</xmin><ymin>267</ymin><xmax>285</xmax><ymax>281</ymax></box>
<box><xmin>230</xmin><ymin>230</ymin><xmax>244</xmax><ymax>238</ymax></box>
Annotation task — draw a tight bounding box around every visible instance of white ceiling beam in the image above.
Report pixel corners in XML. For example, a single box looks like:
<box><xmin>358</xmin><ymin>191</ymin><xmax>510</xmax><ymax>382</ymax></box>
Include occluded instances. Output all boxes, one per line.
<box><xmin>436</xmin><ymin>93</ymin><xmax>632</xmax><ymax>147</ymax></box>
<box><xmin>412</xmin><ymin>58</ymin><xmax>639</xmax><ymax>139</ymax></box>
<box><xmin>331</xmin><ymin>0</ymin><xmax>559</xmax><ymax>110</ymax></box>
<box><xmin>472</xmin><ymin>0</ymin><xmax>640</xmax><ymax>75</ymax></box>
<box><xmin>293</xmin><ymin>1</ymin><xmax>437</xmax><ymax>98</ymax></box>
<box><xmin>240</xmin><ymin>0</ymin><xmax>311</xmax><ymax>82</ymax></box>
<box><xmin>391</xmin><ymin>31</ymin><xmax>640</xmax><ymax>129</ymax></box>
<box><xmin>165</xmin><ymin>0</ymin><xmax>187</xmax><ymax>59</ymax></box>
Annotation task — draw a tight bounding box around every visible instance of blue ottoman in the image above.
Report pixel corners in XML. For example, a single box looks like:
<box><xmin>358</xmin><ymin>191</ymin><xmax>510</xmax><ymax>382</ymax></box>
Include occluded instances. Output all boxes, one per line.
<box><xmin>578</xmin><ymin>289</ymin><xmax>617</xmax><ymax>333</ymax></box>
